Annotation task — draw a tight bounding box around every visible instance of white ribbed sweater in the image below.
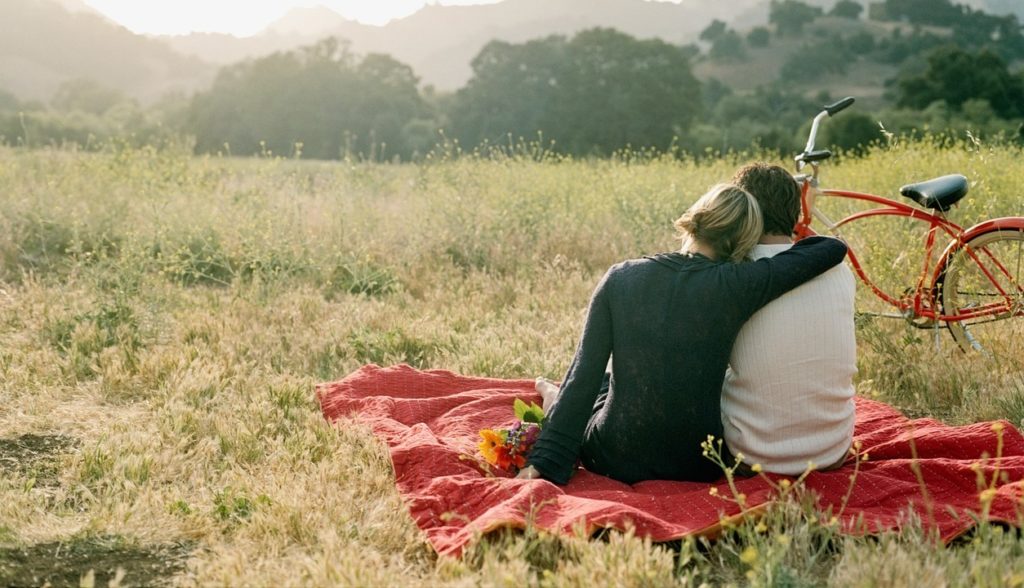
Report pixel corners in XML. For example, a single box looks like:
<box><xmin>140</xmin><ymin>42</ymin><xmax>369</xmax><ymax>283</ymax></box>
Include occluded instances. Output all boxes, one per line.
<box><xmin>722</xmin><ymin>243</ymin><xmax>857</xmax><ymax>475</ymax></box>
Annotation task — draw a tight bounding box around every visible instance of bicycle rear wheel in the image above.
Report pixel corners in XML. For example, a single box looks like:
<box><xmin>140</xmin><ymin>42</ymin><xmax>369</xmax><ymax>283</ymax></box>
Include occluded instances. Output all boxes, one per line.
<box><xmin>940</xmin><ymin>228</ymin><xmax>1024</xmax><ymax>356</ymax></box>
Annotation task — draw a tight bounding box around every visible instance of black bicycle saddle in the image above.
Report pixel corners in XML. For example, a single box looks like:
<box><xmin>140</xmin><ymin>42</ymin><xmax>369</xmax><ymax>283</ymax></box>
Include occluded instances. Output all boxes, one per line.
<box><xmin>899</xmin><ymin>174</ymin><xmax>968</xmax><ymax>212</ymax></box>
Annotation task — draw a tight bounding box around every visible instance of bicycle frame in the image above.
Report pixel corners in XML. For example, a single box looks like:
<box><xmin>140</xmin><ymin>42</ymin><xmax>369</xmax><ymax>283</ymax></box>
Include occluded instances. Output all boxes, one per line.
<box><xmin>796</xmin><ymin>179</ymin><xmax>1024</xmax><ymax>324</ymax></box>
<box><xmin>790</xmin><ymin>97</ymin><xmax>1024</xmax><ymax>353</ymax></box>
<box><xmin>795</xmin><ymin>180</ymin><xmax>961</xmax><ymax>322</ymax></box>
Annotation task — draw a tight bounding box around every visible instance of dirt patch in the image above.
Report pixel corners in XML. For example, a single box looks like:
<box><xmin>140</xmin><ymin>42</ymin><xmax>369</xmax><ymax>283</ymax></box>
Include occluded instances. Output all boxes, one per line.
<box><xmin>0</xmin><ymin>536</ymin><xmax>191</xmax><ymax>587</ymax></box>
<box><xmin>0</xmin><ymin>434</ymin><xmax>78</xmax><ymax>486</ymax></box>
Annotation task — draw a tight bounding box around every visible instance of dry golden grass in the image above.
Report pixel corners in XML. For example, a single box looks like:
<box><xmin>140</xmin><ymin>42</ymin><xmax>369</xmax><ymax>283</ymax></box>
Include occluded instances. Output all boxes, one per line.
<box><xmin>1</xmin><ymin>139</ymin><xmax>1023</xmax><ymax>585</ymax></box>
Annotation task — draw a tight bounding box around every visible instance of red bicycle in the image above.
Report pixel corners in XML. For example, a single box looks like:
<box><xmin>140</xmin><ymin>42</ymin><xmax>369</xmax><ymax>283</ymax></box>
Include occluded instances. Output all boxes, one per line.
<box><xmin>792</xmin><ymin>97</ymin><xmax>1024</xmax><ymax>356</ymax></box>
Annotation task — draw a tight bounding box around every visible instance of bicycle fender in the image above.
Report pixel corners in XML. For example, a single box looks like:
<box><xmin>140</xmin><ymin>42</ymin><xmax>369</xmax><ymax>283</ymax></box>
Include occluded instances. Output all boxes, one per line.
<box><xmin>933</xmin><ymin>216</ymin><xmax>1024</xmax><ymax>283</ymax></box>
<box><xmin>956</xmin><ymin>217</ymin><xmax>1024</xmax><ymax>243</ymax></box>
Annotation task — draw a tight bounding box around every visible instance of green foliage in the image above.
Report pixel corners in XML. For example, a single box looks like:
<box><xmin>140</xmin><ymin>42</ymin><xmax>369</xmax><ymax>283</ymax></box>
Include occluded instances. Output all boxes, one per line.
<box><xmin>746</xmin><ymin>26</ymin><xmax>771</xmax><ymax>48</ymax></box>
<box><xmin>779</xmin><ymin>38</ymin><xmax>853</xmax><ymax>81</ymax></box>
<box><xmin>212</xmin><ymin>489</ymin><xmax>270</xmax><ymax>524</ymax></box>
<box><xmin>324</xmin><ymin>257</ymin><xmax>400</xmax><ymax>299</ymax></box>
<box><xmin>770</xmin><ymin>0</ymin><xmax>824</xmax><ymax>36</ymax></box>
<box><xmin>161</xmin><ymin>231</ymin><xmax>236</xmax><ymax>287</ymax></box>
<box><xmin>42</xmin><ymin>298</ymin><xmax>145</xmax><ymax>380</ymax></box>
<box><xmin>846</xmin><ymin>31</ymin><xmax>876</xmax><ymax>54</ymax></box>
<box><xmin>875</xmin><ymin>29</ymin><xmax>945</xmax><ymax>64</ymax></box>
<box><xmin>896</xmin><ymin>47</ymin><xmax>1024</xmax><ymax>118</ymax></box>
<box><xmin>348</xmin><ymin>328</ymin><xmax>445</xmax><ymax>368</ymax></box>
<box><xmin>449</xmin><ymin>28</ymin><xmax>702</xmax><ymax>156</ymax></box>
<box><xmin>880</xmin><ymin>0</ymin><xmax>963</xmax><ymax>24</ymax></box>
<box><xmin>830</xmin><ymin>0</ymin><xmax>864</xmax><ymax>19</ymax></box>
<box><xmin>819</xmin><ymin>111</ymin><xmax>881</xmax><ymax>153</ymax></box>
<box><xmin>188</xmin><ymin>38</ymin><xmax>428</xmax><ymax>161</ymax></box>
<box><xmin>709</xmin><ymin>30</ymin><xmax>748</xmax><ymax>62</ymax></box>
<box><xmin>0</xmin><ymin>107</ymin><xmax>175</xmax><ymax>150</ymax></box>
<box><xmin>699</xmin><ymin>20</ymin><xmax>728</xmax><ymax>42</ymax></box>
<box><xmin>689</xmin><ymin>86</ymin><xmax>819</xmax><ymax>154</ymax></box>
<box><xmin>513</xmin><ymin>398</ymin><xmax>545</xmax><ymax>424</ymax></box>
<box><xmin>876</xmin><ymin>0</ymin><xmax>1024</xmax><ymax>60</ymax></box>
<box><xmin>51</xmin><ymin>78</ymin><xmax>130</xmax><ymax>115</ymax></box>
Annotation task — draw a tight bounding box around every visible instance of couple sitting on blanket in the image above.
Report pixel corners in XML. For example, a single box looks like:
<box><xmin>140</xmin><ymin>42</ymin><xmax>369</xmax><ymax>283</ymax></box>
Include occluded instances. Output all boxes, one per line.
<box><xmin>519</xmin><ymin>163</ymin><xmax>856</xmax><ymax>485</ymax></box>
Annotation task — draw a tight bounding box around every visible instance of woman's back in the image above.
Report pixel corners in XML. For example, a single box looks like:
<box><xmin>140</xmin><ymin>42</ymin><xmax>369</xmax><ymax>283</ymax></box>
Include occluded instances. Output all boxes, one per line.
<box><xmin>528</xmin><ymin>236</ymin><xmax>847</xmax><ymax>485</ymax></box>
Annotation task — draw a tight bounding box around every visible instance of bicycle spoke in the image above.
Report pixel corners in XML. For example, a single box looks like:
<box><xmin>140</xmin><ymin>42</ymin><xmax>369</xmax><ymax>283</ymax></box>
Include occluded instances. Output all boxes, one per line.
<box><xmin>942</xmin><ymin>229</ymin><xmax>1024</xmax><ymax>360</ymax></box>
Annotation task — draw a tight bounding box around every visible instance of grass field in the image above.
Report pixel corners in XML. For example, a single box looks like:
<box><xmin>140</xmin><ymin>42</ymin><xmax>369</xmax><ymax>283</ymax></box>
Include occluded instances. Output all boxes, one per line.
<box><xmin>1</xmin><ymin>139</ymin><xmax>1024</xmax><ymax>586</ymax></box>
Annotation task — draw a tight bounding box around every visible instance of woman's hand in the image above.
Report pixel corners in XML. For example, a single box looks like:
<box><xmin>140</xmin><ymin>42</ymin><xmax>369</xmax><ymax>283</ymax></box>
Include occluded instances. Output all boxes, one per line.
<box><xmin>516</xmin><ymin>465</ymin><xmax>542</xmax><ymax>480</ymax></box>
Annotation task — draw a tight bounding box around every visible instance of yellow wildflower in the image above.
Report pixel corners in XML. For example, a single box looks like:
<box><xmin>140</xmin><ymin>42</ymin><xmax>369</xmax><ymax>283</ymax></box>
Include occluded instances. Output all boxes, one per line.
<box><xmin>477</xmin><ymin>429</ymin><xmax>504</xmax><ymax>465</ymax></box>
<box><xmin>739</xmin><ymin>546</ymin><xmax>759</xmax><ymax>565</ymax></box>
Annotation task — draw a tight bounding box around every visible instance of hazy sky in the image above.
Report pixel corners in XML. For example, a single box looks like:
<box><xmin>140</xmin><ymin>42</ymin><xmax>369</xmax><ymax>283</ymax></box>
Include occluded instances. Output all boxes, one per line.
<box><xmin>81</xmin><ymin>0</ymin><xmax>504</xmax><ymax>36</ymax></box>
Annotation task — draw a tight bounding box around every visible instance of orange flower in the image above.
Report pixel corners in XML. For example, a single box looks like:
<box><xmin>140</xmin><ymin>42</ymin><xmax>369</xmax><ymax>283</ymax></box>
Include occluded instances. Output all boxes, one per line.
<box><xmin>512</xmin><ymin>453</ymin><xmax>527</xmax><ymax>470</ymax></box>
<box><xmin>478</xmin><ymin>429</ymin><xmax>505</xmax><ymax>465</ymax></box>
<box><xmin>494</xmin><ymin>444</ymin><xmax>514</xmax><ymax>470</ymax></box>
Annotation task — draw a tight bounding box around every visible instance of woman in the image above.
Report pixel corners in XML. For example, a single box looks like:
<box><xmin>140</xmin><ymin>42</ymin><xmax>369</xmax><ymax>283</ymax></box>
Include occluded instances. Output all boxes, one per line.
<box><xmin>519</xmin><ymin>184</ymin><xmax>847</xmax><ymax>485</ymax></box>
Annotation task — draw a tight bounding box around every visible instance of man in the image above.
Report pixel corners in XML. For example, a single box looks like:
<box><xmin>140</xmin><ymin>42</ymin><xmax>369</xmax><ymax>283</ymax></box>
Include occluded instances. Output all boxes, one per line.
<box><xmin>723</xmin><ymin>162</ymin><xmax>857</xmax><ymax>475</ymax></box>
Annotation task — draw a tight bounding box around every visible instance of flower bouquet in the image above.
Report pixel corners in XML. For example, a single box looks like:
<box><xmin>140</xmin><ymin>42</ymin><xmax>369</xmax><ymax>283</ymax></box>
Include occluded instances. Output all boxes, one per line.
<box><xmin>477</xmin><ymin>398</ymin><xmax>544</xmax><ymax>473</ymax></box>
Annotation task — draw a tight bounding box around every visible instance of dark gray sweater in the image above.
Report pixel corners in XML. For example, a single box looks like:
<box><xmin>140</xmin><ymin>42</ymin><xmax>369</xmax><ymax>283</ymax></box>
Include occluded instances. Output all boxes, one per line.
<box><xmin>528</xmin><ymin>236</ymin><xmax>848</xmax><ymax>485</ymax></box>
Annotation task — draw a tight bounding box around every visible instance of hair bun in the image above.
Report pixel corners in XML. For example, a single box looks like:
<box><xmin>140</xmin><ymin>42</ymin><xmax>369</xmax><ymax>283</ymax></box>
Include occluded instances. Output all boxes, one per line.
<box><xmin>674</xmin><ymin>210</ymin><xmax>699</xmax><ymax>236</ymax></box>
<box><xmin>690</xmin><ymin>211</ymin><xmax>704</xmax><ymax>234</ymax></box>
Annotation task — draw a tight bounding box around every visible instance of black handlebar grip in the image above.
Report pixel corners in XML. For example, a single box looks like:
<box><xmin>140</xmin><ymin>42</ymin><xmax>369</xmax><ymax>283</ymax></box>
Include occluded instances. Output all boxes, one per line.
<box><xmin>825</xmin><ymin>97</ymin><xmax>855</xmax><ymax>116</ymax></box>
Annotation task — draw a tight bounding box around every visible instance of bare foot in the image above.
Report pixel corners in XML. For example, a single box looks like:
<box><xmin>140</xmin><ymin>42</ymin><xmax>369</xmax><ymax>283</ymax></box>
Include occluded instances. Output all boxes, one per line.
<box><xmin>535</xmin><ymin>377</ymin><xmax>560</xmax><ymax>413</ymax></box>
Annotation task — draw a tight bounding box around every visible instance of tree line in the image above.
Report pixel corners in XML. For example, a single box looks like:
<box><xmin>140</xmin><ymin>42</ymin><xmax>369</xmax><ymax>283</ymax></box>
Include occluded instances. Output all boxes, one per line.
<box><xmin>2</xmin><ymin>0</ymin><xmax>1023</xmax><ymax>159</ymax></box>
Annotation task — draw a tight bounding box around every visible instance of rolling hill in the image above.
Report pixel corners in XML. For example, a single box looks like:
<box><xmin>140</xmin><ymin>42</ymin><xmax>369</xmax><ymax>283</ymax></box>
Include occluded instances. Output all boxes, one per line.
<box><xmin>0</xmin><ymin>0</ymin><xmax>213</xmax><ymax>102</ymax></box>
<box><xmin>2</xmin><ymin>0</ymin><xmax>1021</xmax><ymax>105</ymax></box>
<box><xmin>161</xmin><ymin>0</ymin><xmax>768</xmax><ymax>90</ymax></box>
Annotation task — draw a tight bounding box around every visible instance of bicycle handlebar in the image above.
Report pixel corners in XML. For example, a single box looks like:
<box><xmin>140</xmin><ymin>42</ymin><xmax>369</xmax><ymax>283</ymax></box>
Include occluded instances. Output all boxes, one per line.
<box><xmin>825</xmin><ymin>97</ymin><xmax>855</xmax><ymax>117</ymax></box>
<box><xmin>799</xmin><ymin>96</ymin><xmax>856</xmax><ymax>170</ymax></box>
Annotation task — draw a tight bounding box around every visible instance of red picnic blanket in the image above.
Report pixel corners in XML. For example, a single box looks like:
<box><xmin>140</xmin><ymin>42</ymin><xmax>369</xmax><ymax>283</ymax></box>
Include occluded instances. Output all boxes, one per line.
<box><xmin>317</xmin><ymin>364</ymin><xmax>1024</xmax><ymax>557</ymax></box>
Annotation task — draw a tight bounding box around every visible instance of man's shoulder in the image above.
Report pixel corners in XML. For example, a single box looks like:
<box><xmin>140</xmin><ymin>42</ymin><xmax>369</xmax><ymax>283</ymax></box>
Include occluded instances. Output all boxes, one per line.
<box><xmin>755</xmin><ymin>243</ymin><xmax>854</xmax><ymax>289</ymax></box>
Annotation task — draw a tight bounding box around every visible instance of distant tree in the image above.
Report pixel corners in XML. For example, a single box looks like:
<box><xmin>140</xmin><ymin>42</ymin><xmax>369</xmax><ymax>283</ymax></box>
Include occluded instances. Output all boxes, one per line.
<box><xmin>702</xmin><ymin>77</ymin><xmax>733</xmax><ymax>111</ymax></box>
<box><xmin>188</xmin><ymin>38</ymin><xmax>427</xmax><ymax>160</ymax></box>
<box><xmin>747</xmin><ymin>27</ymin><xmax>771</xmax><ymax>47</ymax></box>
<box><xmin>896</xmin><ymin>46</ymin><xmax>1024</xmax><ymax>118</ymax></box>
<box><xmin>448</xmin><ymin>36</ymin><xmax>566</xmax><ymax>150</ymax></box>
<box><xmin>700</xmin><ymin>20</ymin><xmax>728</xmax><ymax>42</ymax></box>
<box><xmin>699</xmin><ymin>20</ymin><xmax>746</xmax><ymax>61</ymax></box>
<box><xmin>846</xmin><ymin>31</ymin><xmax>876</xmax><ymax>54</ymax></box>
<box><xmin>710</xmin><ymin>30</ymin><xmax>748</xmax><ymax>61</ymax></box>
<box><xmin>770</xmin><ymin>0</ymin><xmax>824</xmax><ymax>36</ymax></box>
<box><xmin>880</xmin><ymin>0</ymin><xmax>963</xmax><ymax>26</ymax></box>
<box><xmin>680</xmin><ymin>43</ymin><xmax>702</xmax><ymax>61</ymax></box>
<box><xmin>779</xmin><ymin>39</ymin><xmax>852</xmax><ymax>80</ymax></box>
<box><xmin>821</xmin><ymin>111</ymin><xmax>878</xmax><ymax>152</ymax></box>
<box><xmin>51</xmin><ymin>78</ymin><xmax>128</xmax><ymax>115</ymax></box>
<box><xmin>350</xmin><ymin>53</ymin><xmax>426</xmax><ymax>158</ymax></box>
<box><xmin>873</xmin><ymin>29</ymin><xmax>945</xmax><ymax>63</ymax></box>
<box><xmin>876</xmin><ymin>0</ymin><xmax>1024</xmax><ymax>60</ymax></box>
<box><xmin>449</xmin><ymin>28</ymin><xmax>702</xmax><ymax>155</ymax></box>
<box><xmin>554</xmin><ymin>29</ymin><xmax>703</xmax><ymax>153</ymax></box>
<box><xmin>960</xmin><ymin>98</ymin><xmax>997</xmax><ymax>125</ymax></box>
<box><xmin>694</xmin><ymin>86</ymin><xmax>818</xmax><ymax>154</ymax></box>
<box><xmin>830</xmin><ymin>0</ymin><xmax>864</xmax><ymax>19</ymax></box>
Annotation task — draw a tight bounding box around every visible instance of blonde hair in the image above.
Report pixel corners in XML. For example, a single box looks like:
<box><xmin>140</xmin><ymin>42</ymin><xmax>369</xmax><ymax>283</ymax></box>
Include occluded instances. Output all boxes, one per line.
<box><xmin>674</xmin><ymin>184</ymin><xmax>763</xmax><ymax>263</ymax></box>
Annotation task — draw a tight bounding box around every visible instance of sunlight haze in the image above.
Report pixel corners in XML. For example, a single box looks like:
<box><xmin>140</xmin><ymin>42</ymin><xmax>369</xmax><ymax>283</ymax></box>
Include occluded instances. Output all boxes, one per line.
<box><xmin>82</xmin><ymin>0</ymin><xmax>505</xmax><ymax>35</ymax></box>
